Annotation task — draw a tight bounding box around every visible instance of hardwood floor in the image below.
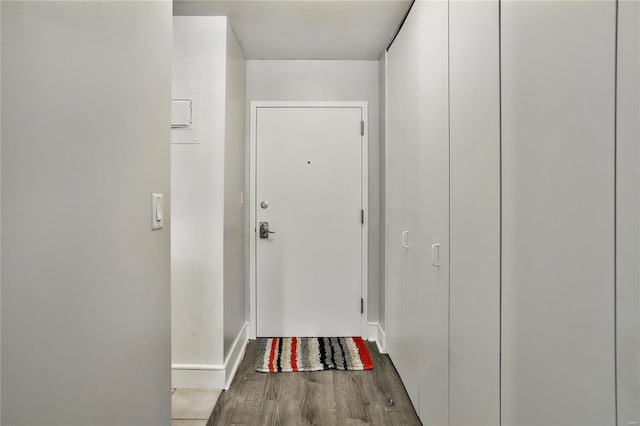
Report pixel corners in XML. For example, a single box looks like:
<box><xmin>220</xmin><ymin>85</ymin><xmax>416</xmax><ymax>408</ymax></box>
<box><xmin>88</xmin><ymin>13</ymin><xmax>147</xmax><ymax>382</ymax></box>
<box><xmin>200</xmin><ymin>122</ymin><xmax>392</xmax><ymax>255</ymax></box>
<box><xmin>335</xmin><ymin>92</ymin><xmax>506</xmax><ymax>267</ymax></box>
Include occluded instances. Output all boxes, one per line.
<box><xmin>207</xmin><ymin>340</ymin><xmax>422</xmax><ymax>425</ymax></box>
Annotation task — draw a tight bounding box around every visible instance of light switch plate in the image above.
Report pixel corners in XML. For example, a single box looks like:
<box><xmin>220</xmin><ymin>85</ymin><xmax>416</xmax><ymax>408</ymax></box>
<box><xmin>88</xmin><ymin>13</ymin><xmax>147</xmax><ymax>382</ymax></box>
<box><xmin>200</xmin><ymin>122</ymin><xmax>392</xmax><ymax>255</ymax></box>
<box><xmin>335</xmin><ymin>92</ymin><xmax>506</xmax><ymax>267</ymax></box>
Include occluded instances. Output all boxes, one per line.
<box><xmin>152</xmin><ymin>193</ymin><xmax>164</xmax><ymax>230</ymax></box>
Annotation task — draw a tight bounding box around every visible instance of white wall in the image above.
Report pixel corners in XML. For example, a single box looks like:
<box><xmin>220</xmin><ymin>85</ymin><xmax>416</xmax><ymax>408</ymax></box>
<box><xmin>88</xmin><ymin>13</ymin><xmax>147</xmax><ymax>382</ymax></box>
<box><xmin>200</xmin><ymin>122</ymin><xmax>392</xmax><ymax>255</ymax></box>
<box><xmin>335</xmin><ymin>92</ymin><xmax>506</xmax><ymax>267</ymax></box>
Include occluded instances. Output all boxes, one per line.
<box><xmin>246</xmin><ymin>60</ymin><xmax>380</xmax><ymax>323</ymax></box>
<box><xmin>171</xmin><ymin>16</ymin><xmax>227</xmax><ymax>364</ymax></box>
<box><xmin>1</xmin><ymin>2</ymin><xmax>172</xmax><ymax>425</ymax></box>
<box><xmin>223</xmin><ymin>25</ymin><xmax>247</xmax><ymax>359</ymax></box>
<box><xmin>617</xmin><ymin>1</ymin><xmax>640</xmax><ymax>424</ymax></box>
<box><xmin>172</xmin><ymin>17</ymin><xmax>247</xmax><ymax>387</ymax></box>
<box><xmin>172</xmin><ymin>16</ymin><xmax>227</xmax><ymax>367</ymax></box>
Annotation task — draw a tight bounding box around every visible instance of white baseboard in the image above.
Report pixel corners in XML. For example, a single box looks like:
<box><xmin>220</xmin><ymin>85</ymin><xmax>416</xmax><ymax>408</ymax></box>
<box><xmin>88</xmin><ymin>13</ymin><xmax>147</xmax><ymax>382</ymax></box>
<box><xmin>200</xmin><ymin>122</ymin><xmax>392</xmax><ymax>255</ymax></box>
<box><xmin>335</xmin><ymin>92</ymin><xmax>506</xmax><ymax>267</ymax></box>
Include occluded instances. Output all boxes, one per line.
<box><xmin>171</xmin><ymin>367</ymin><xmax>225</xmax><ymax>389</ymax></box>
<box><xmin>172</xmin><ymin>322</ymin><xmax>249</xmax><ymax>390</ymax></box>
<box><xmin>224</xmin><ymin>322</ymin><xmax>249</xmax><ymax>389</ymax></box>
<box><xmin>367</xmin><ymin>321</ymin><xmax>387</xmax><ymax>354</ymax></box>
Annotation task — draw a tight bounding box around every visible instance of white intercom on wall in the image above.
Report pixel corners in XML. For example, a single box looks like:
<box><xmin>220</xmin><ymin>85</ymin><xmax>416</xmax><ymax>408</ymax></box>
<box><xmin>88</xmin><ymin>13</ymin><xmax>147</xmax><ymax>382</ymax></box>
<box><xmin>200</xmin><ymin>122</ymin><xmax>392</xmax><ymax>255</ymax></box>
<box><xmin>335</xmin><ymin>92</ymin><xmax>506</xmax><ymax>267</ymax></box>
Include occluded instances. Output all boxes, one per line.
<box><xmin>171</xmin><ymin>87</ymin><xmax>200</xmax><ymax>144</ymax></box>
<box><xmin>171</xmin><ymin>99</ymin><xmax>192</xmax><ymax>128</ymax></box>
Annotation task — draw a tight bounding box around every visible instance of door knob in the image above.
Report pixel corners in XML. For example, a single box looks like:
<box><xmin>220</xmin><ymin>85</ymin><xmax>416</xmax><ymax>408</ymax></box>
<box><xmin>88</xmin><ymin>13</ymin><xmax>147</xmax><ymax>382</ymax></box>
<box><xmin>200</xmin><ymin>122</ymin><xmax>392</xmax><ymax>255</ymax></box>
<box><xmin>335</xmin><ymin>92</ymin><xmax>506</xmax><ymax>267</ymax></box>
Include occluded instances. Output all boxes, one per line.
<box><xmin>260</xmin><ymin>201</ymin><xmax>269</xmax><ymax>209</ymax></box>
<box><xmin>259</xmin><ymin>222</ymin><xmax>276</xmax><ymax>239</ymax></box>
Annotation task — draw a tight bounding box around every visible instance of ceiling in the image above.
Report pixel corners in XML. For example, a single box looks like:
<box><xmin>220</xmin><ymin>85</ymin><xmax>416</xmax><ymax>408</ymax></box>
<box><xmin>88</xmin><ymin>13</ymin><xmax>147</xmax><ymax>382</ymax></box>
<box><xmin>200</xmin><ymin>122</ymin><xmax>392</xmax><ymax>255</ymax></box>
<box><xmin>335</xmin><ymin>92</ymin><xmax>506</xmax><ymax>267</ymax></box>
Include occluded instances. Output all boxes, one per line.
<box><xmin>173</xmin><ymin>0</ymin><xmax>412</xmax><ymax>60</ymax></box>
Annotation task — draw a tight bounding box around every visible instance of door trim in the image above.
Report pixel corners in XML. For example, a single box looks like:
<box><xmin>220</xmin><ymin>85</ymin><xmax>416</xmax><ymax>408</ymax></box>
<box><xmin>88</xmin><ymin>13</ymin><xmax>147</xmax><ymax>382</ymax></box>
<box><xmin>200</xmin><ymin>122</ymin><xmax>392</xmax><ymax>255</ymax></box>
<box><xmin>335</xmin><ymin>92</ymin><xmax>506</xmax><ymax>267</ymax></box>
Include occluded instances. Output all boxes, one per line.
<box><xmin>248</xmin><ymin>101</ymin><xmax>369</xmax><ymax>339</ymax></box>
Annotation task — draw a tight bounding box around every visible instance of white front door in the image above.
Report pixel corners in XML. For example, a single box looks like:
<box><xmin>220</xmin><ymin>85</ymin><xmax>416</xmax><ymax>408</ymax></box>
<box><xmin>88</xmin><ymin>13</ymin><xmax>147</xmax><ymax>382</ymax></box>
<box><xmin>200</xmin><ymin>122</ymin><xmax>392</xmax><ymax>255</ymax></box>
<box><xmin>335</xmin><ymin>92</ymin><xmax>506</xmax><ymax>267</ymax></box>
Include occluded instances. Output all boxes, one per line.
<box><xmin>255</xmin><ymin>106</ymin><xmax>365</xmax><ymax>337</ymax></box>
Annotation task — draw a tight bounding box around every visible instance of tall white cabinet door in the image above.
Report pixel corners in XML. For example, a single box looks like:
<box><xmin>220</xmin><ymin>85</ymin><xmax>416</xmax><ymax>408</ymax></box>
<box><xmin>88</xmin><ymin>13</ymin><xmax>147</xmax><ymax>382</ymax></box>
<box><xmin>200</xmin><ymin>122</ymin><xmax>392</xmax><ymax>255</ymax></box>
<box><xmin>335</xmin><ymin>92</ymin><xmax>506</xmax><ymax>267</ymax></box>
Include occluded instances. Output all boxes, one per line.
<box><xmin>384</xmin><ymin>0</ymin><xmax>405</xmax><ymax>377</ymax></box>
<box><xmin>616</xmin><ymin>1</ymin><xmax>640</xmax><ymax>424</ymax></box>
<box><xmin>501</xmin><ymin>1</ymin><xmax>617</xmax><ymax>424</ymax></box>
<box><xmin>387</xmin><ymin>1</ymin><xmax>450</xmax><ymax>423</ymax></box>
<box><xmin>414</xmin><ymin>1</ymin><xmax>450</xmax><ymax>424</ymax></box>
<box><xmin>386</xmin><ymin>1</ymin><xmax>422</xmax><ymax>406</ymax></box>
<box><xmin>385</xmin><ymin>62</ymin><xmax>405</xmax><ymax>392</ymax></box>
<box><xmin>385</xmin><ymin>45</ymin><xmax>405</xmax><ymax>388</ymax></box>
<box><xmin>384</xmin><ymin>8</ymin><xmax>404</xmax><ymax>366</ymax></box>
<box><xmin>400</xmin><ymin>68</ymin><xmax>423</xmax><ymax>411</ymax></box>
<box><xmin>449</xmin><ymin>1</ymin><xmax>500</xmax><ymax>424</ymax></box>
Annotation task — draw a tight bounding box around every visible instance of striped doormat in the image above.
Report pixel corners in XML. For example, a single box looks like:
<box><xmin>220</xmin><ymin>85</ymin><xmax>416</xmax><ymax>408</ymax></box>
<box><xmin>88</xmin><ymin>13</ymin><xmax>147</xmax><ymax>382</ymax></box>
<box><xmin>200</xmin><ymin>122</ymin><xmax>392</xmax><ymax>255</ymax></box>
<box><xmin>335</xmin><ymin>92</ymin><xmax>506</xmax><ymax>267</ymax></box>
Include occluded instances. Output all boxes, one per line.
<box><xmin>255</xmin><ymin>337</ymin><xmax>374</xmax><ymax>373</ymax></box>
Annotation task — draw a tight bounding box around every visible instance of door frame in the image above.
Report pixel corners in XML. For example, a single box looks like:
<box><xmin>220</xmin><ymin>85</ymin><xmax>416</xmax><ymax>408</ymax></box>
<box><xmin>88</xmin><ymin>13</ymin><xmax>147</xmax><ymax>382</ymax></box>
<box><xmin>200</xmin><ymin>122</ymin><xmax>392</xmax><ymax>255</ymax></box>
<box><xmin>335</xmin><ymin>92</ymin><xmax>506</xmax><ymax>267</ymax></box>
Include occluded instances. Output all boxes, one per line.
<box><xmin>248</xmin><ymin>101</ymin><xmax>369</xmax><ymax>339</ymax></box>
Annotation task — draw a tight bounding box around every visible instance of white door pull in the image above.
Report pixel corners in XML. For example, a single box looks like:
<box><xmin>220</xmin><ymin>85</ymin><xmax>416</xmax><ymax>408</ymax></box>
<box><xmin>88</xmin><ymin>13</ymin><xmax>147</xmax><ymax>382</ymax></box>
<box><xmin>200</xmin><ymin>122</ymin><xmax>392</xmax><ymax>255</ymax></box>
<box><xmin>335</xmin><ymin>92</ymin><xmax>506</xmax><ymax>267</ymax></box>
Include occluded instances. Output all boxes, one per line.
<box><xmin>431</xmin><ymin>243</ymin><xmax>440</xmax><ymax>267</ymax></box>
<box><xmin>402</xmin><ymin>231</ymin><xmax>411</xmax><ymax>248</ymax></box>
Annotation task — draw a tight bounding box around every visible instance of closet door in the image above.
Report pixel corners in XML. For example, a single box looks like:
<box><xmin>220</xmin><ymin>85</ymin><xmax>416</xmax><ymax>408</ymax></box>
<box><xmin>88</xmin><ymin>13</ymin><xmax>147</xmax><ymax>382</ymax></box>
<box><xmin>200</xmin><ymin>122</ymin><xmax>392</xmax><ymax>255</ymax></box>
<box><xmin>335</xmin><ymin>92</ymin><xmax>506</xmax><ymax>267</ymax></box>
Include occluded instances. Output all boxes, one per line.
<box><xmin>448</xmin><ymin>1</ymin><xmax>500</xmax><ymax>424</ymax></box>
<box><xmin>384</xmin><ymin>43</ymin><xmax>405</xmax><ymax>384</ymax></box>
<box><xmin>386</xmin><ymin>2</ymin><xmax>422</xmax><ymax>406</ymax></box>
<box><xmin>415</xmin><ymin>1</ymin><xmax>450</xmax><ymax>424</ymax></box>
<box><xmin>384</xmin><ymin>0</ymin><xmax>407</xmax><ymax>393</ymax></box>
<box><xmin>387</xmin><ymin>2</ymin><xmax>450</xmax><ymax>422</ymax></box>
<box><xmin>501</xmin><ymin>1</ymin><xmax>616</xmax><ymax>424</ymax></box>
<box><xmin>616</xmin><ymin>1</ymin><xmax>640</xmax><ymax>424</ymax></box>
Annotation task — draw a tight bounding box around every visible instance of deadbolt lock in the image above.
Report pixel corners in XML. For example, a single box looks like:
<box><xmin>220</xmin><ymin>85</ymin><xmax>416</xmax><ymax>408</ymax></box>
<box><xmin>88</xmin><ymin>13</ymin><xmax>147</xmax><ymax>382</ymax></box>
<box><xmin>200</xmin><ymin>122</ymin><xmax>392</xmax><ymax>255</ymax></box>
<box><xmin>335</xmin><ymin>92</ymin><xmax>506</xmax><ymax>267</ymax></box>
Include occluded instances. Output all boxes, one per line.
<box><xmin>259</xmin><ymin>222</ymin><xmax>276</xmax><ymax>239</ymax></box>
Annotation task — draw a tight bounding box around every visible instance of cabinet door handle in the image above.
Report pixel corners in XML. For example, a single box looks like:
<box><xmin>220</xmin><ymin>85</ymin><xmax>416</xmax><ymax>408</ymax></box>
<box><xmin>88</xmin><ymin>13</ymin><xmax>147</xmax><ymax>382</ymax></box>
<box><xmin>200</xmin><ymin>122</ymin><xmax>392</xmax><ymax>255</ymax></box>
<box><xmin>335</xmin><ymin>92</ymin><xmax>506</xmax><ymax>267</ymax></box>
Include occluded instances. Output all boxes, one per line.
<box><xmin>402</xmin><ymin>231</ymin><xmax>411</xmax><ymax>248</ymax></box>
<box><xmin>431</xmin><ymin>243</ymin><xmax>440</xmax><ymax>267</ymax></box>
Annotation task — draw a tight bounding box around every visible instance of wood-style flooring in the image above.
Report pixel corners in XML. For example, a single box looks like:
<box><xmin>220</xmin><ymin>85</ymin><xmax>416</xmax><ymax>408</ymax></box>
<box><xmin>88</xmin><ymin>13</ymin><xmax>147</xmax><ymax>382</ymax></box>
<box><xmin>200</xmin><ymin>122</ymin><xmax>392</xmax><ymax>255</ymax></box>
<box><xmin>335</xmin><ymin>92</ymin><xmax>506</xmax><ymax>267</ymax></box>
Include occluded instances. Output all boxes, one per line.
<box><xmin>207</xmin><ymin>340</ymin><xmax>421</xmax><ymax>425</ymax></box>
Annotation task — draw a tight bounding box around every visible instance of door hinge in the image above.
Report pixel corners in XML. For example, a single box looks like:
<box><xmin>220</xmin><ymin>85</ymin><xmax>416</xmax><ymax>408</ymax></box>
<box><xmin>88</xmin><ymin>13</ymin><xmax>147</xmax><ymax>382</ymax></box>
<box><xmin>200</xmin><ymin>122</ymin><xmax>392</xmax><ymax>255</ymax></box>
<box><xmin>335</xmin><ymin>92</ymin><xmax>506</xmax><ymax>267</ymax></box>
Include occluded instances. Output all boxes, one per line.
<box><xmin>360</xmin><ymin>120</ymin><xmax>365</xmax><ymax>136</ymax></box>
<box><xmin>361</xmin><ymin>209</ymin><xmax>364</xmax><ymax>224</ymax></box>
<box><xmin>361</xmin><ymin>298</ymin><xmax>364</xmax><ymax>314</ymax></box>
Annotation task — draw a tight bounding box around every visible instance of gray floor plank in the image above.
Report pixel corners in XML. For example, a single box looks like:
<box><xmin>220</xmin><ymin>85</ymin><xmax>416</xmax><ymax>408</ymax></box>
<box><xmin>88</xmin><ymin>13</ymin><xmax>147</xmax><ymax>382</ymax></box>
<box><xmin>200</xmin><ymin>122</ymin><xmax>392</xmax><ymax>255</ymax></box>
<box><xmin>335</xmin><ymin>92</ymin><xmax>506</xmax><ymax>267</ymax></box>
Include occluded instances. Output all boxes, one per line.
<box><xmin>207</xmin><ymin>341</ymin><xmax>421</xmax><ymax>426</ymax></box>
